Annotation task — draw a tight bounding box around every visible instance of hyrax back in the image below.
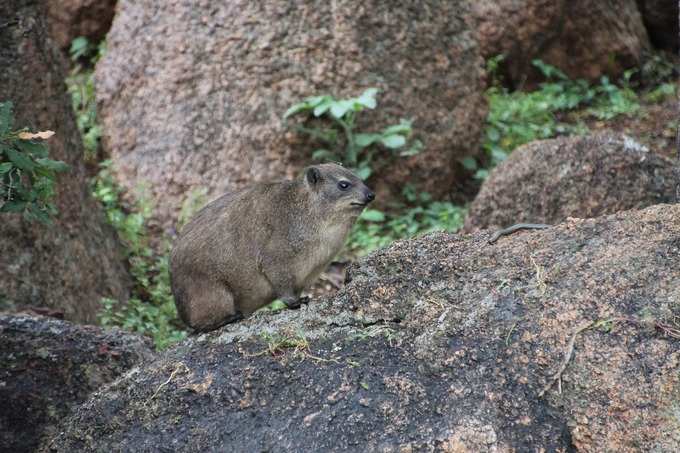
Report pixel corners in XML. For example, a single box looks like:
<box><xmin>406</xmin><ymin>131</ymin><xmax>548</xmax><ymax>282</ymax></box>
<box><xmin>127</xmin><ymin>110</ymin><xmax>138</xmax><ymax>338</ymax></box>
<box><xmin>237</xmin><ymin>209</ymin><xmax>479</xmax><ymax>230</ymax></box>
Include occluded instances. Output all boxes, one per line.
<box><xmin>170</xmin><ymin>164</ymin><xmax>375</xmax><ymax>331</ymax></box>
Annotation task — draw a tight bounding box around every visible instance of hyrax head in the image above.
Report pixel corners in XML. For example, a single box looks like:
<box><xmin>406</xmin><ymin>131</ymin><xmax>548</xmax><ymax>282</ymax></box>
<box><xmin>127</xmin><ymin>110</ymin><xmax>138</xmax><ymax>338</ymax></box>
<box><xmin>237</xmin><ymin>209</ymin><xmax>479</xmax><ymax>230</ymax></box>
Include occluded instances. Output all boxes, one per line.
<box><xmin>303</xmin><ymin>163</ymin><xmax>375</xmax><ymax>216</ymax></box>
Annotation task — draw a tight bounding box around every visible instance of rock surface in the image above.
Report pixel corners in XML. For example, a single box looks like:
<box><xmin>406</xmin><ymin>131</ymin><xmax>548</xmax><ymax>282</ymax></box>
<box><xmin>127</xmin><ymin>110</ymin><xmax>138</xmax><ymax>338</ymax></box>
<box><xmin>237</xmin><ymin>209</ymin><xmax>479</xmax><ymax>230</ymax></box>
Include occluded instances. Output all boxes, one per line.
<box><xmin>47</xmin><ymin>0</ymin><xmax>117</xmax><ymax>50</ymax></box>
<box><xmin>464</xmin><ymin>133</ymin><xmax>676</xmax><ymax>231</ymax></box>
<box><xmin>1</xmin><ymin>314</ymin><xmax>154</xmax><ymax>453</ymax></box>
<box><xmin>44</xmin><ymin>204</ymin><xmax>680</xmax><ymax>452</ymax></box>
<box><xmin>0</xmin><ymin>0</ymin><xmax>132</xmax><ymax>322</ymax></box>
<box><xmin>96</xmin><ymin>0</ymin><xmax>487</xmax><ymax>229</ymax></box>
<box><xmin>636</xmin><ymin>0</ymin><xmax>679</xmax><ymax>52</ymax></box>
<box><xmin>470</xmin><ymin>0</ymin><xmax>652</xmax><ymax>86</ymax></box>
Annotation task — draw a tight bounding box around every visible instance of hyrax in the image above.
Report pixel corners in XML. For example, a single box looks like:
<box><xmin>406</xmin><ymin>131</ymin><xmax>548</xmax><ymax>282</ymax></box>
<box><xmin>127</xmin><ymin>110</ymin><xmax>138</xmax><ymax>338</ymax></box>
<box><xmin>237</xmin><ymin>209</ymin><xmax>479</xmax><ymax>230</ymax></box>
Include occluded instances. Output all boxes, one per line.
<box><xmin>170</xmin><ymin>163</ymin><xmax>375</xmax><ymax>331</ymax></box>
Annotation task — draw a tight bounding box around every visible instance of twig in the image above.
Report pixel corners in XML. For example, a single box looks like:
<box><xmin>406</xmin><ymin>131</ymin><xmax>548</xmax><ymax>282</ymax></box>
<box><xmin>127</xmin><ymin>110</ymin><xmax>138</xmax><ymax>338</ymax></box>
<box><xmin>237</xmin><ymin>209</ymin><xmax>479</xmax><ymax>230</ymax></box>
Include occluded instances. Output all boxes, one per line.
<box><xmin>148</xmin><ymin>362</ymin><xmax>189</xmax><ymax>402</ymax></box>
<box><xmin>5</xmin><ymin>171</ymin><xmax>14</xmax><ymax>201</ymax></box>
<box><xmin>530</xmin><ymin>255</ymin><xmax>547</xmax><ymax>295</ymax></box>
<box><xmin>539</xmin><ymin>316</ymin><xmax>680</xmax><ymax>398</ymax></box>
<box><xmin>505</xmin><ymin>321</ymin><xmax>518</xmax><ymax>346</ymax></box>
<box><xmin>488</xmin><ymin>223</ymin><xmax>550</xmax><ymax>244</ymax></box>
<box><xmin>538</xmin><ymin>320</ymin><xmax>594</xmax><ymax>397</ymax></box>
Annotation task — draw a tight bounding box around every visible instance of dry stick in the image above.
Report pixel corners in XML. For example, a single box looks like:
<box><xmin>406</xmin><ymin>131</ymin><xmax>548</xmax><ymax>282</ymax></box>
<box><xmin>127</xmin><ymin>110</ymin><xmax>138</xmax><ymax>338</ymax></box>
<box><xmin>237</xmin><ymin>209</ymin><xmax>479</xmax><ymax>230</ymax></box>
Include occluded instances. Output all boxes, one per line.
<box><xmin>488</xmin><ymin>223</ymin><xmax>550</xmax><ymax>244</ymax></box>
<box><xmin>539</xmin><ymin>316</ymin><xmax>680</xmax><ymax>398</ymax></box>
<box><xmin>538</xmin><ymin>320</ymin><xmax>594</xmax><ymax>397</ymax></box>
<box><xmin>148</xmin><ymin>362</ymin><xmax>189</xmax><ymax>402</ymax></box>
<box><xmin>608</xmin><ymin>316</ymin><xmax>680</xmax><ymax>340</ymax></box>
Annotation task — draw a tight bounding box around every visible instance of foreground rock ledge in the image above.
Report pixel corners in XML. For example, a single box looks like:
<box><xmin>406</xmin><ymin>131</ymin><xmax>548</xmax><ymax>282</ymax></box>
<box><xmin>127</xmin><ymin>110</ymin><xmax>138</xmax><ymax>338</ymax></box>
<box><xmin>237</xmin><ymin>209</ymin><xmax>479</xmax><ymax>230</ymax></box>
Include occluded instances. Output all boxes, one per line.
<box><xmin>1</xmin><ymin>314</ymin><xmax>154</xmax><ymax>453</ymax></box>
<box><xmin>45</xmin><ymin>204</ymin><xmax>680</xmax><ymax>452</ymax></box>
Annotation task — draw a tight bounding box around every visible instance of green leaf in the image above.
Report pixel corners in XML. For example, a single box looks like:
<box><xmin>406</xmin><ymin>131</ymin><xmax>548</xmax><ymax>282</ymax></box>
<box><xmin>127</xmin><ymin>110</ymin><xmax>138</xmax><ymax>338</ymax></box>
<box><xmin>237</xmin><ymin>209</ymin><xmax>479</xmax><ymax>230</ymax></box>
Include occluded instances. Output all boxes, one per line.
<box><xmin>313</xmin><ymin>98</ymin><xmax>333</xmax><ymax>117</ymax></box>
<box><xmin>380</xmin><ymin>134</ymin><xmax>406</xmax><ymax>149</ymax></box>
<box><xmin>356</xmin><ymin>88</ymin><xmax>378</xmax><ymax>109</ymax></box>
<box><xmin>15</xmin><ymin>140</ymin><xmax>48</xmax><ymax>158</ymax></box>
<box><xmin>283</xmin><ymin>102</ymin><xmax>312</xmax><ymax>118</ymax></box>
<box><xmin>400</xmin><ymin>139</ymin><xmax>423</xmax><ymax>157</ymax></box>
<box><xmin>0</xmin><ymin>162</ymin><xmax>13</xmax><ymax>174</ymax></box>
<box><xmin>361</xmin><ymin>209</ymin><xmax>385</xmax><ymax>222</ymax></box>
<box><xmin>354</xmin><ymin>133</ymin><xmax>381</xmax><ymax>148</ymax></box>
<box><xmin>305</xmin><ymin>96</ymin><xmax>328</xmax><ymax>108</ymax></box>
<box><xmin>36</xmin><ymin>158</ymin><xmax>69</xmax><ymax>172</ymax></box>
<box><xmin>330</xmin><ymin>100</ymin><xmax>353</xmax><ymax>119</ymax></box>
<box><xmin>474</xmin><ymin>169</ymin><xmax>489</xmax><ymax>180</ymax></box>
<box><xmin>460</xmin><ymin>157</ymin><xmax>478</xmax><ymax>171</ymax></box>
<box><xmin>311</xmin><ymin>149</ymin><xmax>337</xmax><ymax>161</ymax></box>
<box><xmin>381</xmin><ymin>119</ymin><xmax>412</xmax><ymax>136</ymax></box>
<box><xmin>6</xmin><ymin>148</ymin><xmax>35</xmax><ymax>172</ymax></box>
<box><xmin>24</xmin><ymin>204</ymin><xmax>52</xmax><ymax>224</ymax></box>
<box><xmin>355</xmin><ymin>166</ymin><xmax>372</xmax><ymax>180</ymax></box>
<box><xmin>0</xmin><ymin>101</ymin><xmax>13</xmax><ymax>136</ymax></box>
<box><xmin>0</xmin><ymin>200</ymin><xmax>26</xmax><ymax>213</ymax></box>
<box><xmin>69</xmin><ymin>37</ymin><xmax>91</xmax><ymax>60</ymax></box>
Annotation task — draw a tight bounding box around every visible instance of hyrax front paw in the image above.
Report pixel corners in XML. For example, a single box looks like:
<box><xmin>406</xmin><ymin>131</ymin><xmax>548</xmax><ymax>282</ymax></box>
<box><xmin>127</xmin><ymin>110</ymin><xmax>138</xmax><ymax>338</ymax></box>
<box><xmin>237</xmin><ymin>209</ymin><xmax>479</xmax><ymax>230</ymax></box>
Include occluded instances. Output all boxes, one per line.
<box><xmin>283</xmin><ymin>296</ymin><xmax>309</xmax><ymax>310</ymax></box>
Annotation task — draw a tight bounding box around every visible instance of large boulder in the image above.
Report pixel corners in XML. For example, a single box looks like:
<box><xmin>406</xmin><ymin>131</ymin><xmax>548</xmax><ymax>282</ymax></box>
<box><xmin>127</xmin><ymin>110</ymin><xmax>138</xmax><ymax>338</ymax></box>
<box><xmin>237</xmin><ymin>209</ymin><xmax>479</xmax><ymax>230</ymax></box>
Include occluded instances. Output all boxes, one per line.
<box><xmin>43</xmin><ymin>204</ymin><xmax>680</xmax><ymax>451</ymax></box>
<box><xmin>470</xmin><ymin>0</ymin><xmax>652</xmax><ymax>86</ymax></box>
<box><xmin>0</xmin><ymin>314</ymin><xmax>154</xmax><ymax>453</ymax></box>
<box><xmin>47</xmin><ymin>0</ymin><xmax>117</xmax><ymax>50</ymax></box>
<box><xmin>464</xmin><ymin>133</ymin><xmax>676</xmax><ymax>232</ymax></box>
<box><xmin>636</xmin><ymin>0</ymin><xmax>679</xmax><ymax>52</ymax></box>
<box><xmin>0</xmin><ymin>0</ymin><xmax>132</xmax><ymax>322</ymax></box>
<box><xmin>96</xmin><ymin>0</ymin><xmax>487</xmax><ymax>229</ymax></box>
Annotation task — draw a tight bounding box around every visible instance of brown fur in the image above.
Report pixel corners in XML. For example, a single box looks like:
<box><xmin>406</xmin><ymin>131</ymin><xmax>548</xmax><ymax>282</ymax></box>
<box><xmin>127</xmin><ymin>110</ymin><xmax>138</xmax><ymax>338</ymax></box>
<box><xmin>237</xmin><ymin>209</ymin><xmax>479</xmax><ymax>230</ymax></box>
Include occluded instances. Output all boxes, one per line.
<box><xmin>170</xmin><ymin>164</ymin><xmax>374</xmax><ymax>331</ymax></box>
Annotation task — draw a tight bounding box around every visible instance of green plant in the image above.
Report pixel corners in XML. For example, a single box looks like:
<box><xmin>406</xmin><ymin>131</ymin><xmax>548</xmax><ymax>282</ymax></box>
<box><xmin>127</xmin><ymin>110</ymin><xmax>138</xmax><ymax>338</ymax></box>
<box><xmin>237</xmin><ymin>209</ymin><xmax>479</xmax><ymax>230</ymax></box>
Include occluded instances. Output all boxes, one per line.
<box><xmin>643</xmin><ymin>82</ymin><xmax>677</xmax><ymax>103</ymax></box>
<box><xmin>0</xmin><ymin>101</ymin><xmax>69</xmax><ymax>223</ymax></box>
<box><xmin>93</xmin><ymin>160</ymin><xmax>186</xmax><ymax>349</ymax></box>
<box><xmin>474</xmin><ymin>59</ymin><xmax>645</xmax><ymax>179</ymax></box>
<box><xmin>64</xmin><ymin>37</ymin><xmax>185</xmax><ymax>349</ymax></box>
<box><xmin>347</xmin><ymin>187</ymin><xmax>466</xmax><ymax>256</ymax></box>
<box><xmin>177</xmin><ymin>186</ymin><xmax>209</xmax><ymax>230</ymax></box>
<box><xmin>638</xmin><ymin>53</ymin><xmax>678</xmax><ymax>88</ymax></box>
<box><xmin>588</xmin><ymin>71</ymin><xmax>640</xmax><ymax>120</ymax></box>
<box><xmin>66</xmin><ymin>37</ymin><xmax>106</xmax><ymax>161</ymax></box>
<box><xmin>284</xmin><ymin>89</ymin><xmax>422</xmax><ymax>179</ymax></box>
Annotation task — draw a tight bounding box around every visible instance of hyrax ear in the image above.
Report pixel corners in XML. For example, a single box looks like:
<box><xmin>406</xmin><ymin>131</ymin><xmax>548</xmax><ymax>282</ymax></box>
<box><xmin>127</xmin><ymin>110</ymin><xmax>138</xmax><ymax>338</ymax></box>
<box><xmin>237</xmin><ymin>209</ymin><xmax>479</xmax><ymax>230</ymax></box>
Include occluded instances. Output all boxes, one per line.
<box><xmin>305</xmin><ymin>166</ymin><xmax>321</xmax><ymax>186</ymax></box>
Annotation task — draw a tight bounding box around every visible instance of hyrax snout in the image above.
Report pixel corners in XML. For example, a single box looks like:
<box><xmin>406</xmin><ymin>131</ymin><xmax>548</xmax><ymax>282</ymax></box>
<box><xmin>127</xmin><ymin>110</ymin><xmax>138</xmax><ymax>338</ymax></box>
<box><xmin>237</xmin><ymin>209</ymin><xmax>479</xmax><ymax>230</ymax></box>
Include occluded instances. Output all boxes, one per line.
<box><xmin>170</xmin><ymin>163</ymin><xmax>375</xmax><ymax>331</ymax></box>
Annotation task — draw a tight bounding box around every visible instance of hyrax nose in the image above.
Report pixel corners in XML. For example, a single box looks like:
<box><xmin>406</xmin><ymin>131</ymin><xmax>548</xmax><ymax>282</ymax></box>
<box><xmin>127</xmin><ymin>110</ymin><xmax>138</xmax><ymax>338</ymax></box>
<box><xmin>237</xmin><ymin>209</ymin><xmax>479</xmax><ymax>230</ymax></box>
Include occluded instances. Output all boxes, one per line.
<box><xmin>365</xmin><ymin>191</ymin><xmax>375</xmax><ymax>203</ymax></box>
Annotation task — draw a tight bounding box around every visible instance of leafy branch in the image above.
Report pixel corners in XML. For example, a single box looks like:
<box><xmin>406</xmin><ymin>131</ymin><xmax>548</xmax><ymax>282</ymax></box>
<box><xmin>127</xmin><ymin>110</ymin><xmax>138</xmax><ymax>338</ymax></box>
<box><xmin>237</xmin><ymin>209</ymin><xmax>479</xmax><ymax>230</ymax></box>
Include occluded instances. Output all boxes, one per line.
<box><xmin>0</xmin><ymin>101</ymin><xmax>69</xmax><ymax>223</ymax></box>
<box><xmin>284</xmin><ymin>88</ymin><xmax>422</xmax><ymax>180</ymax></box>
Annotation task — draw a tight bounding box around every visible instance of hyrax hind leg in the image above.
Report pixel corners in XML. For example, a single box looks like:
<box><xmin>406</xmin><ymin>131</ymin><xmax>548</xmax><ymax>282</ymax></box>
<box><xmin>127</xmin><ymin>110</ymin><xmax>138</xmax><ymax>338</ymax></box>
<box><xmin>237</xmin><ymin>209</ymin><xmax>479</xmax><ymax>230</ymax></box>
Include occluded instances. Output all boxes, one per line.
<box><xmin>184</xmin><ymin>280</ymin><xmax>243</xmax><ymax>332</ymax></box>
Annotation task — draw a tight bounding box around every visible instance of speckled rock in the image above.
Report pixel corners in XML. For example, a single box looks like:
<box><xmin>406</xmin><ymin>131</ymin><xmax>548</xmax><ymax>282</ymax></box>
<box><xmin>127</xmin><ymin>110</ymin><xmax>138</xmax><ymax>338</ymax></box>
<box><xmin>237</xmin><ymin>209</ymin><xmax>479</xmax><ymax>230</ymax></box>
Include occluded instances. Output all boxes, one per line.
<box><xmin>0</xmin><ymin>0</ymin><xmax>132</xmax><ymax>322</ymax></box>
<box><xmin>470</xmin><ymin>0</ymin><xmax>652</xmax><ymax>86</ymax></box>
<box><xmin>95</xmin><ymin>0</ymin><xmax>487</xmax><ymax>229</ymax></box>
<box><xmin>0</xmin><ymin>314</ymin><xmax>154</xmax><ymax>453</ymax></box>
<box><xmin>43</xmin><ymin>204</ymin><xmax>680</xmax><ymax>452</ymax></box>
<box><xmin>47</xmin><ymin>0</ymin><xmax>117</xmax><ymax>50</ymax></box>
<box><xmin>464</xmin><ymin>133</ymin><xmax>676</xmax><ymax>232</ymax></box>
<box><xmin>636</xmin><ymin>0</ymin><xmax>679</xmax><ymax>51</ymax></box>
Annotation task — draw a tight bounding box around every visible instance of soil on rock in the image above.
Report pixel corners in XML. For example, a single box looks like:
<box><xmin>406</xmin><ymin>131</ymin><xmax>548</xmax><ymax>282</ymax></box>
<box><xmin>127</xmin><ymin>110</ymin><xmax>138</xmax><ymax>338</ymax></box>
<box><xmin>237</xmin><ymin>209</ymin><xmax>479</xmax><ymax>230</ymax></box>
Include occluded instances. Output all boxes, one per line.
<box><xmin>464</xmin><ymin>132</ymin><xmax>676</xmax><ymax>231</ymax></box>
<box><xmin>470</xmin><ymin>0</ymin><xmax>652</xmax><ymax>87</ymax></box>
<box><xmin>96</xmin><ymin>0</ymin><xmax>487</xmax><ymax>230</ymax></box>
<box><xmin>0</xmin><ymin>0</ymin><xmax>132</xmax><ymax>322</ymax></box>
<box><xmin>1</xmin><ymin>314</ymin><xmax>154</xmax><ymax>453</ymax></box>
<box><xmin>43</xmin><ymin>204</ymin><xmax>680</xmax><ymax>452</ymax></box>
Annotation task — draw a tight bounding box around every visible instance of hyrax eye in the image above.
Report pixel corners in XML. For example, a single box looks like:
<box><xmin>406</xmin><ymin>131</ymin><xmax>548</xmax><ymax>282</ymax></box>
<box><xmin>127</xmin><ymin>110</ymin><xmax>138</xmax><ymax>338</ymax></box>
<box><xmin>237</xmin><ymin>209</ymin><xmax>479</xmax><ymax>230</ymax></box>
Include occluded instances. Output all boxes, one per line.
<box><xmin>337</xmin><ymin>181</ymin><xmax>351</xmax><ymax>190</ymax></box>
